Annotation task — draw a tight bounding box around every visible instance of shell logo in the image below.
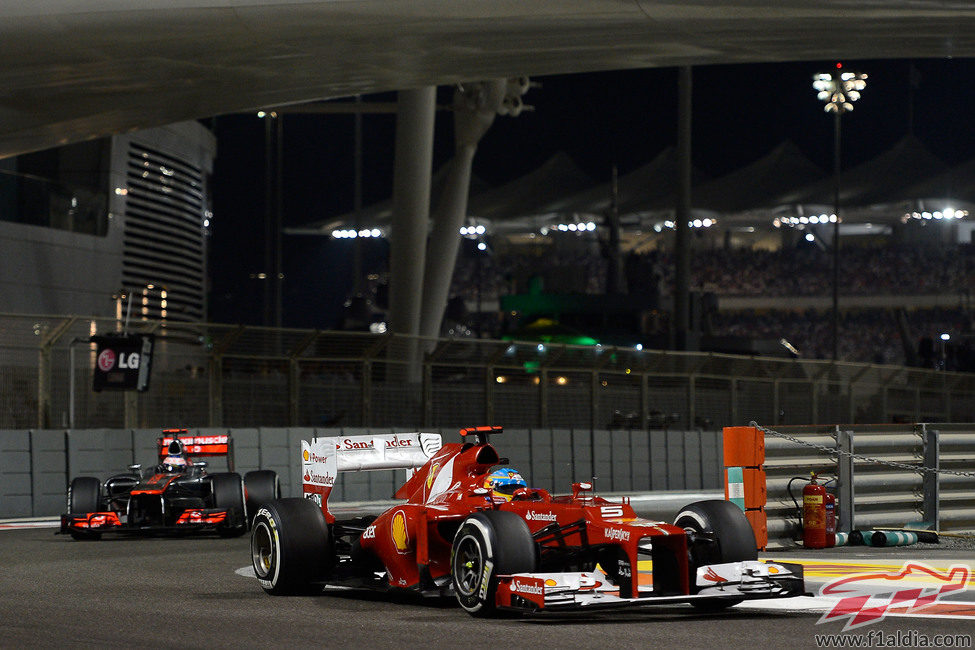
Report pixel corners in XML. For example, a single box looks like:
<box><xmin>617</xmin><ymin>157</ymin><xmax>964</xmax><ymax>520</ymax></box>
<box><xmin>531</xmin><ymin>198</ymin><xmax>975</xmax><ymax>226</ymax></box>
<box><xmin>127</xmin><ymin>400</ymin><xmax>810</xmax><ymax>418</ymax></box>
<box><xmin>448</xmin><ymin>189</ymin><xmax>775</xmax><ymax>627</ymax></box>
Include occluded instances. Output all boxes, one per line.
<box><xmin>426</xmin><ymin>463</ymin><xmax>440</xmax><ymax>490</ymax></box>
<box><xmin>544</xmin><ymin>578</ymin><xmax>558</xmax><ymax>587</ymax></box>
<box><xmin>302</xmin><ymin>449</ymin><xmax>309</xmax><ymax>461</ymax></box>
<box><xmin>390</xmin><ymin>510</ymin><xmax>410</xmax><ymax>553</ymax></box>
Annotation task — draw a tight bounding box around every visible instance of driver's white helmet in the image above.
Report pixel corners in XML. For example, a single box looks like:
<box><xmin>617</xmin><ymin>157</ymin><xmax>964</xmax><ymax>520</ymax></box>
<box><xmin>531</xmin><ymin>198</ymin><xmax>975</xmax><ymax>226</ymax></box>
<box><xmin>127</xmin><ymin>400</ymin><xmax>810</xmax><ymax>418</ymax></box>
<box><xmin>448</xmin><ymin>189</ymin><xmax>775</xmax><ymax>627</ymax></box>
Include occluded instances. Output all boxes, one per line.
<box><xmin>162</xmin><ymin>455</ymin><xmax>187</xmax><ymax>473</ymax></box>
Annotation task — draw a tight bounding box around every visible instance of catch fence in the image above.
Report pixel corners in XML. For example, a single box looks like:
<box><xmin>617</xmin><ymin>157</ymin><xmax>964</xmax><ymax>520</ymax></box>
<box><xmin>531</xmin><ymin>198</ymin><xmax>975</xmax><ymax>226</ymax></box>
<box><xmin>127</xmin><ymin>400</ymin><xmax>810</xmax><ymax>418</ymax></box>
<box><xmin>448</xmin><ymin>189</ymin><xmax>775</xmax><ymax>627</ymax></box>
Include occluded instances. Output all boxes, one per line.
<box><xmin>2</xmin><ymin>313</ymin><xmax>974</xmax><ymax>431</ymax></box>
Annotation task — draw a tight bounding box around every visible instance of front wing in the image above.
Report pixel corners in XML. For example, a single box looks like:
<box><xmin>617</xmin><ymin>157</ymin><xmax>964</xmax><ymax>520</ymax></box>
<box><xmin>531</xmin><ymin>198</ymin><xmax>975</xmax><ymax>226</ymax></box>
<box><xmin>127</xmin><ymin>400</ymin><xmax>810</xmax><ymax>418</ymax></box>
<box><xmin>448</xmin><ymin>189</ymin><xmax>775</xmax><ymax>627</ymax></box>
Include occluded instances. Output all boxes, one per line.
<box><xmin>60</xmin><ymin>508</ymin><xmax>233</xmax><ymax>535</ymax></box>
<box><xmin>495</xmin><ymin>561</ymin><xmax>806</xmax><ymax>612</ymax></box>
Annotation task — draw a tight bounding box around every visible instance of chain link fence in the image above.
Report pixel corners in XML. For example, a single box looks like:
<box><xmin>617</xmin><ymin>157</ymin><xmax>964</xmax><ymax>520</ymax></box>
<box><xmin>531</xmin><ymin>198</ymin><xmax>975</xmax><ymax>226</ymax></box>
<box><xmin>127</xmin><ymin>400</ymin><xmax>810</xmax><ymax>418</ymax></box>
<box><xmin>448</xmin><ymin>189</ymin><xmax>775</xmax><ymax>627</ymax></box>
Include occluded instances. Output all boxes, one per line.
<box><xmin>2</xmin><ymin>312</ymin><xmax>975</xmax><ymax>431</ymax></box>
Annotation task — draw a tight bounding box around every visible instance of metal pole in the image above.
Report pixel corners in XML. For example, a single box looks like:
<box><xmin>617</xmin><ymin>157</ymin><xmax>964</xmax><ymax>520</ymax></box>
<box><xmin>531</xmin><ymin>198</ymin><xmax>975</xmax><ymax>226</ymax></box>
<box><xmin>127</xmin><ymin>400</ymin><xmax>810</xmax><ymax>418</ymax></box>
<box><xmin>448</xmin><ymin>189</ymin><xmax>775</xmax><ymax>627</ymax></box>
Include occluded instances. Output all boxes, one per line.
<box><xmin>832</xmin><ymin>109</ymin><xmax>841</xmax><ymax>361</ymax></box>
<box><xmin>69</xmin><ymin>343</ymin><xmax>75</xmax><ymax>429</ymax></box>
<box><xmin>275</xmin><ymin>115</ymin><xmax>284</xmax><ymax>328</ymax></box>
<box><xmin>263</xmin><ymin>115</ymin><xmax>273</xmax><ymax>326</ymax></box>
<box><xmin>836</xmin><ymin>427</ymin><xmax>854</xmax><ymax>533</ymax></box>
<box><xmin>606</xmin><ymin>164</ymin><xmax>624</xmax><ymax>294</ymax></box>
<box><xmin>675</xmin><ymin>66</ymin><xmax>692</xmax><ymax>351</ymax></box>
<box><xmin>353</xmin><ymin>94</ymin><xmax>364</xmax><ymax>294</ymax></box>
<box><xmin>921</xmin><ymin>425</ymin><xmax>940</xmax><ymax>528</ymax></box>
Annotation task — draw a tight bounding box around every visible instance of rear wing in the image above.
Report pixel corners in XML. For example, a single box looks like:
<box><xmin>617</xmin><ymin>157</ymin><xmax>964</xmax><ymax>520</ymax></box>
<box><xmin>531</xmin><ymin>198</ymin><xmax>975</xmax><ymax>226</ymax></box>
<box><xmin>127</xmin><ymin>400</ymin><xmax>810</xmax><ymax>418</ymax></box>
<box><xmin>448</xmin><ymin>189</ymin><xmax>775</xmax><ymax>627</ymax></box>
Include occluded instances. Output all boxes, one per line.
<box><xmin>158</xmin><ymin>429</ymin><xmax>233</xmax><ymax>469</ymax></box>
<box><xmin>301</xmin><ymin>432</ymin><xmax>442</xmax><ymax>516</ymax></box>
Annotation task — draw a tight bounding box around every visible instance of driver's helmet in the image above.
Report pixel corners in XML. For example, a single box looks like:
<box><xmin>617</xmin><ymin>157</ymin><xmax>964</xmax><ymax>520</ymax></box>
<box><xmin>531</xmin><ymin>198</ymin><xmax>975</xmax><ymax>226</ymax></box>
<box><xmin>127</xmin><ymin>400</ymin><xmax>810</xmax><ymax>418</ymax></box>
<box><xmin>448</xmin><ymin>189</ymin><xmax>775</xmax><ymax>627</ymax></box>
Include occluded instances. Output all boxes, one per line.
<box><xmin>161</xmin><ymin>455</ymin><xmax>187</xmax><ymax>473</ymax></box>
<box><xmin>161</xmin><ymin>438</ymin><xmax>187</xmax><ymax>473</ymax></box>
<box><xmin>484</xmin><ymin>467</ymin><xmax>527</xmax><ymax>501</ymax></box>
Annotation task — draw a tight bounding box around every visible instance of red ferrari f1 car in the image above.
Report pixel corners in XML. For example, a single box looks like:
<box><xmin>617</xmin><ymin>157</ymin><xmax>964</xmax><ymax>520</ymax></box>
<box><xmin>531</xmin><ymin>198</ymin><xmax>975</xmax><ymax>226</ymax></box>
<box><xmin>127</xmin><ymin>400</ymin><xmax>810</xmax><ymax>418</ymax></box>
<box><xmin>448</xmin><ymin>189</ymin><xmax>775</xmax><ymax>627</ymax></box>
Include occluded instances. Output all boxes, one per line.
<box><xmin>61</xmin><ymin>429</ymin><xmax>279</xmax><ymax>540</ymax></box>
<box><xmin>250</xmin><ymin>426</ymin><xmax>804</xmax><ymax>615</ymax></box>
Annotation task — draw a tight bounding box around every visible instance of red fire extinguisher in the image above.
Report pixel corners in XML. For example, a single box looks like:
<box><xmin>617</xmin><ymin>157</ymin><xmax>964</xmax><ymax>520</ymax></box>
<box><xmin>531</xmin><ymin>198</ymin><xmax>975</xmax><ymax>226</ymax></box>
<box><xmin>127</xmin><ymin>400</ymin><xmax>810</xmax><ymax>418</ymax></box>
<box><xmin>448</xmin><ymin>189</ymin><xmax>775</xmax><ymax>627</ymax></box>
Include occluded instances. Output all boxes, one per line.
<box><xmin>824</xmin><ymin>492</ymin><xmax>836</xmax><ymax>548</ymax></box>
<box><xmin>803</xmin><ymin>473</ymin><xmax>826</xmax><ymax>549</ymax></box>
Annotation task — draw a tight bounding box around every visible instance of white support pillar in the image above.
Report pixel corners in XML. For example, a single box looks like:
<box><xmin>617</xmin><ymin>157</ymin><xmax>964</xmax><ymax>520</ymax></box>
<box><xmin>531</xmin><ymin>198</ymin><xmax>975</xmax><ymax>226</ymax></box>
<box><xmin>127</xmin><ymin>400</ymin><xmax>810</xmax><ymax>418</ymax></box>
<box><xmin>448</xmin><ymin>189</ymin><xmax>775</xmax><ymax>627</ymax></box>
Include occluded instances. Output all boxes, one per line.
<box><xmin>387</xmin><ymin>88</ymin><xmax>436</xmax><ymax>350</ymax></box>
<box><xmin>388</xmin><ymin>86</ymin><xmax>437</xmax><ymax>382</ymax></box>
<box><xmin>420</xmin><ymin>80</ymin><xmax>506</xmax><ymax>341</ymax></box>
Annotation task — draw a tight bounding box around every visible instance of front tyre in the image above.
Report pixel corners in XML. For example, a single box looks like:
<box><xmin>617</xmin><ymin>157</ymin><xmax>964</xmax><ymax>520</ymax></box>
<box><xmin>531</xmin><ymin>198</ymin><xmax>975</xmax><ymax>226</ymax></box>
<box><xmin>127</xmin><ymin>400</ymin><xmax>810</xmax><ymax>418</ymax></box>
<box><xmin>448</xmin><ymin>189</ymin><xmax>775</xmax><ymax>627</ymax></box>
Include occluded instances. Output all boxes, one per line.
<box><xmin>67</xmin><ymin>476</ymin><xmax>102</xmax><ymax>541</ymax></box>
<box><xmin>251</xmin><ymin>498</ymin><xmax>334</xmax><ymax>595</ymax></box>
<box><xmin>451</xmin><ymin>510</ymin><xmax>536</xmax><ymax>616</ymax></box>
<box><xmin>244</xmin><ymin>470</ymin><xmax>280</xmax><ymax>523</ymax></box>
<box><xmin>674</xmin><ymin>499</ymin><xmax>757</xmax><ymax>610</ymax></box>
<box><xmin>211</xmin><ymin>472</ymin><xmax>248</xmax><ymax>537</ymax></box>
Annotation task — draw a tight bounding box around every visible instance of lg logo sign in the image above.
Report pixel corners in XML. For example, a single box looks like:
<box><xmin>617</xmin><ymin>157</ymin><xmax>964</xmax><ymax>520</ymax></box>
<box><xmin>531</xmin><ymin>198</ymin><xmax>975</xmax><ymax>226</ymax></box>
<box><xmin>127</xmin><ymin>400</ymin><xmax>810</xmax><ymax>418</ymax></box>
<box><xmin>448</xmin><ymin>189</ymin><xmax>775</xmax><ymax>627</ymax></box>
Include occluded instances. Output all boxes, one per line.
<box><xmin>97</xmin><ymin>348</ymin><xmax>141</xmax><ymax>371</ymax></box>
<box><xmin>91</xmin><ymin>334</ymin><xmax>154</xmax><ymax>392</ymax></box>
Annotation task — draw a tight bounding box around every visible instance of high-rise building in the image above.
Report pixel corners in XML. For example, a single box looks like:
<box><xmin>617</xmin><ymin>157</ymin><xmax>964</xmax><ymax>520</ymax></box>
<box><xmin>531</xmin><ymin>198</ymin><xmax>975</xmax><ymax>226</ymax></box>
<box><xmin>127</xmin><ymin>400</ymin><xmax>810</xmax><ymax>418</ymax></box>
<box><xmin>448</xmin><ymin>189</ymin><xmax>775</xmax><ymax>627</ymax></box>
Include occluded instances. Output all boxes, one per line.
<box><xmin>0</xmin><ymin>121</ymin><xmax>215</xmax><ymax>321</ymax></box>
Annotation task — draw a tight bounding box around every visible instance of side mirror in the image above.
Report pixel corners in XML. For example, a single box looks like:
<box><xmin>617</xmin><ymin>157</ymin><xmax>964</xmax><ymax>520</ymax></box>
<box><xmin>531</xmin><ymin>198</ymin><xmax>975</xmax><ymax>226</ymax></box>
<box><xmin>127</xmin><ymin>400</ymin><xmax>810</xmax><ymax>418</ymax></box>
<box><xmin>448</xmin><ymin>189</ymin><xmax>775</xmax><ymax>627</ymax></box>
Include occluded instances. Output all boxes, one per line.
<box><xmin>571</xmin><ymin>482</ymin><xmax>593</xmax><ymax>499</ymax></box>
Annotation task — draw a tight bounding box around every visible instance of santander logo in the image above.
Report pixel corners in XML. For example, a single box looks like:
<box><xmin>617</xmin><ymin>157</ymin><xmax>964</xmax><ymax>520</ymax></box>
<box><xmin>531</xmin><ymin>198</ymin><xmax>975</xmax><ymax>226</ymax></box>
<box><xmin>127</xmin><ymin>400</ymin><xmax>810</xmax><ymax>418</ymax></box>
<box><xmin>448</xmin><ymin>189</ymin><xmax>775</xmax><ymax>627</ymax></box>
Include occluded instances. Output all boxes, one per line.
<box><xmin>303</xmin><ymin>471</ymin><xmax>334</xmax><ymax>486</ymax></box>
<box><xmin>512</xmin><ymin>580</ymin><xmax>544</xmax><ymax>596</ymax></box>
<box><xmin>338</xmin><ymin>436</ymin><xmax>416</xmax><ymax>451</ymax></box>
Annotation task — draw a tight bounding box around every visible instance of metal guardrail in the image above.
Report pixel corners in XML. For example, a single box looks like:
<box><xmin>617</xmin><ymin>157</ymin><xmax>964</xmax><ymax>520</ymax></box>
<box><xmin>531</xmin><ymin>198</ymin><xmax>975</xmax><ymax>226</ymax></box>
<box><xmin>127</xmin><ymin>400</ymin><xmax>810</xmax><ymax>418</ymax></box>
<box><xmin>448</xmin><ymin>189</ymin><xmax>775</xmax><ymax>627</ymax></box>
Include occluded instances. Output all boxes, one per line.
<box><xmin>755</xmin><ymin>422</ymin><xmax>975</xmax><ymax>544</ymax></box>
<box><xmin>2</xmin><ymin>313</ymin><xmax>975</xmax><ymax>431</ymax></box>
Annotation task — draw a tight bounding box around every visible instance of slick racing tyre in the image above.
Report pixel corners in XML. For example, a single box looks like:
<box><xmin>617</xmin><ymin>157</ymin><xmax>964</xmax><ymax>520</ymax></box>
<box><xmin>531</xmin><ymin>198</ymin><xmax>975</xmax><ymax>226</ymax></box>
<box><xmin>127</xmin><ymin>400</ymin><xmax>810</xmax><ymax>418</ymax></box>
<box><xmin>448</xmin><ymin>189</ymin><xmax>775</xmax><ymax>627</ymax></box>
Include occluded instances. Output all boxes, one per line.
<box><xmin>211</xmin><ymin>472</ymin><xmax>248</xmax><ymax>537</ymax></box>
<box><xmin>244</xmin><ymin>470</ymin><xmax>280</xmax><ymax>523</ymax></box>
<box><xmin>451</xmin><ymin>510</ymin><xmax>536</xmax><ymax>616</ymax></box>
<box><xmin>251</xmin><ymin>498</ymin><xmax>335</xmax><ymax>595</ymax></box>
<box><xmin>674</xmin><ymin>499</ymin><xmax>757</xmax><ymax>611</ymax></box>
<box><xmin>67</xmin><ymin>476</ymin><xmax>102</xmax><ymax>541</ymax></box>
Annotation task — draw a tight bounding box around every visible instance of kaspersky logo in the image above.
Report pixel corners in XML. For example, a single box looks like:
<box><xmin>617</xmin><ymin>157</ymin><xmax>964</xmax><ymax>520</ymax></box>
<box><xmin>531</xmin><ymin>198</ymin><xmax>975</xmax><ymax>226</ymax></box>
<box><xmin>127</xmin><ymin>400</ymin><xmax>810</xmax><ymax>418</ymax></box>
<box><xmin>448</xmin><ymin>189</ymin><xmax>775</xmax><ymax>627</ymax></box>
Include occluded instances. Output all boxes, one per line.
<box><xmin>818</xmin><ymin>561</ymin><xmax>971</xmax><ymax>631</ymax></box>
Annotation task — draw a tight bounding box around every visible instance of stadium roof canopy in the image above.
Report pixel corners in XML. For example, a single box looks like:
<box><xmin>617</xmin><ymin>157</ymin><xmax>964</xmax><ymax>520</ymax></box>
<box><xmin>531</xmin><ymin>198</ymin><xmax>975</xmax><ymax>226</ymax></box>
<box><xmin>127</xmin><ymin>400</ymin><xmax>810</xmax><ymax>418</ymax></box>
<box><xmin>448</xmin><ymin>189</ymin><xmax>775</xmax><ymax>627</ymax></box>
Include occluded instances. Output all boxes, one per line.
<box><xmin>7</xmin><ymin>1</ymin><xmax>975</xmax><ymax>158</ymax></box>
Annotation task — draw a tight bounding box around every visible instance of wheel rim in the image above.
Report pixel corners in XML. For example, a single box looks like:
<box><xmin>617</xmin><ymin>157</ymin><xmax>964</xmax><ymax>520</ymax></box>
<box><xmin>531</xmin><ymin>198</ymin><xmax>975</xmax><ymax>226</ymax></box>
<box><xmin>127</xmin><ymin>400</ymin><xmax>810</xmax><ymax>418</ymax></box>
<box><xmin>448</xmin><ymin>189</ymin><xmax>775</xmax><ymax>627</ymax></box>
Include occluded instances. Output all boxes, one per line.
<box><xmin>251</xmin><ymin>521</ymin><xmax>275</xmax><ymax>579</ymax></box>
<box><xmin>453</xmin><ymin>533</ymin><xmax>483</xmax><ymax>597</ymax></box>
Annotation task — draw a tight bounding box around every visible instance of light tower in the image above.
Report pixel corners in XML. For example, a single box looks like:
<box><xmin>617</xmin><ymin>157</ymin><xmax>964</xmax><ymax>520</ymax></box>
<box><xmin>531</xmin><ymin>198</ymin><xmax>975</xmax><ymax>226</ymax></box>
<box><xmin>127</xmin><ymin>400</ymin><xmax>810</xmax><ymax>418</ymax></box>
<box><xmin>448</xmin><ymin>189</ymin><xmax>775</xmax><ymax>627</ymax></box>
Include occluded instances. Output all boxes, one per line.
<box><xmin>812</xmin><ymin>63</ymin><xmax>867</xmax><ymax>361</ymax></box>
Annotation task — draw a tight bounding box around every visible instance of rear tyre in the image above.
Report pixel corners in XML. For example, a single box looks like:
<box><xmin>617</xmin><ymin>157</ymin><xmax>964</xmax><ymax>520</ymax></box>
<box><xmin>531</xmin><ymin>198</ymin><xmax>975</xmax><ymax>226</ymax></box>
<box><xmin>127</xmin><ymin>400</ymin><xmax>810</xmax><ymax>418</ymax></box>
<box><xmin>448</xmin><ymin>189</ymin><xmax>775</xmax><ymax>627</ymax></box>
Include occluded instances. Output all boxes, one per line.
<box><xmin>251</xmin><ymin>498</ymin><xmax>334</xmax><ymax>595</ymax></box>
<box><xmin>67</xmin><ymin>476</ymin><xmax>102</xmax><ymax>541</ymax></box>
<box><xmin>451</xmin><ymin>510</ymin><xmax>536</xmax><ymax>616</ymax></box>
<box><xmin>211</xmin><ymin>472</ymin><xmax>248</xmax><ymax>537</ymax></box>
<box><xmin>674</xmin><ymin>499</ymin><xmax>757</xmax><ymax>610</ymax></box>
<box><xmin>244</xmin><ymin>470</ymin><xmax>280</xmax><ymax>523</ymax></box>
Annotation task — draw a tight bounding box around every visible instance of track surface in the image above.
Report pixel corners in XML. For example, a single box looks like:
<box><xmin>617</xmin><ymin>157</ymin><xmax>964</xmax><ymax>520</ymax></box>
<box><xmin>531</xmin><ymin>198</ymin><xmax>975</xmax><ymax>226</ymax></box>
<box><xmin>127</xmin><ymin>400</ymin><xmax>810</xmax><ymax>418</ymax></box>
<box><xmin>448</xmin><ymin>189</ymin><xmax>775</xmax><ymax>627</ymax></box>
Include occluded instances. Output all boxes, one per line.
<box><xmin>3</xmin><ymin>524</ymin><xmax>974</xmax><ymax>649</ymax></box>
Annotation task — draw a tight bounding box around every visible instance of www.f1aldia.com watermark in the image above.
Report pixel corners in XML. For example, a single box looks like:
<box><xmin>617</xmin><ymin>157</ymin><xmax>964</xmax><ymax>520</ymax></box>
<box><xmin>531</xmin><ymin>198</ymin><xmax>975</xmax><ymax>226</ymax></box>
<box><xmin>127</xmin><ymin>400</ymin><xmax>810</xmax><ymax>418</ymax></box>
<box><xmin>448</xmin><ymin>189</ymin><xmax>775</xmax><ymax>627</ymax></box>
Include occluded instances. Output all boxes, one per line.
<box><xmin>817</xmin><ymin>561</ymin><xmax>971</xmax><ymax>631</ymax></box>
<box><xmin>815</xmin><ymin>629</ymin><xmax>972</xmax><ymax>648</ymax></box>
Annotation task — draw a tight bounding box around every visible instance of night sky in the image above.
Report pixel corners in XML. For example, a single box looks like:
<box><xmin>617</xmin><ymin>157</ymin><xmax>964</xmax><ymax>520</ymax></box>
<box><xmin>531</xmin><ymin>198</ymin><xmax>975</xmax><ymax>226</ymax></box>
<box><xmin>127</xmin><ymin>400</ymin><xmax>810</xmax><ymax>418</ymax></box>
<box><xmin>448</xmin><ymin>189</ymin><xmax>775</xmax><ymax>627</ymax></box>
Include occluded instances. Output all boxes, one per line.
<box><xmin>207</xmin><ymin>58</ymin><xmax>975</xmax><ymax>329</ymax></box>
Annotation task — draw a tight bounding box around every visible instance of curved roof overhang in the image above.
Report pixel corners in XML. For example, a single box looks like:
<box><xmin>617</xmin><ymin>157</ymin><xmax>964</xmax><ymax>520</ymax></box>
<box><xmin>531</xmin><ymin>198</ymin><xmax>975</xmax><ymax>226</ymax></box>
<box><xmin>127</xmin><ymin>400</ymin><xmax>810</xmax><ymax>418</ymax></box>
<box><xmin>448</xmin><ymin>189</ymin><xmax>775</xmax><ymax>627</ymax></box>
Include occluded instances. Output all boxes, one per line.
<box><xmin>4</xmin><ymin>1</ymin><xmax>975</xmax><ymax>157</ymax></box>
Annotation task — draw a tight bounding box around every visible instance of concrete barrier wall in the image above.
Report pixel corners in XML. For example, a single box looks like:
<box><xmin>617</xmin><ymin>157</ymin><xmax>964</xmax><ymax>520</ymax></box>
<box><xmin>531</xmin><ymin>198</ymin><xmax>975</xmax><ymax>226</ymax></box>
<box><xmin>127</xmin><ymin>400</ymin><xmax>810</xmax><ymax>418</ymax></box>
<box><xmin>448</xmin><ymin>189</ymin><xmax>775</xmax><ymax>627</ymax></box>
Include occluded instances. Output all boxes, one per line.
<box><xmin>0</xmin><ymin>428</ymin><xmax>722</xmax><ymax>518</ymax></box>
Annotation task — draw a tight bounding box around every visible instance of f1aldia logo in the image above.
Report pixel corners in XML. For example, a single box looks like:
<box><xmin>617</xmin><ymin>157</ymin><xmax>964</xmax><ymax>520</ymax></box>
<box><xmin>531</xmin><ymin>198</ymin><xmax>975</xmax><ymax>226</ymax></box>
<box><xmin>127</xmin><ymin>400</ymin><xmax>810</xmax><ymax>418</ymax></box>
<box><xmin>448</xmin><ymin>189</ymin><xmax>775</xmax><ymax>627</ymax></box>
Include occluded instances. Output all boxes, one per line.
<box><xmin>818</xmin><ymin>561</ymin><xmax>970</xmax><ymax>631</ymax></box>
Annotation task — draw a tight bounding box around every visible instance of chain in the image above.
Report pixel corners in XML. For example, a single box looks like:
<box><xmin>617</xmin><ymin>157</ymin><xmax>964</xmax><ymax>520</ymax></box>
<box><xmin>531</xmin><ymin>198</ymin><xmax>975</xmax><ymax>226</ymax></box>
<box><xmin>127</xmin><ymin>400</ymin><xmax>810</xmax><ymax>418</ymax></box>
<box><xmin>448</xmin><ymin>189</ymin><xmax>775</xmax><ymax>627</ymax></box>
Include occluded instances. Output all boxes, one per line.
<box><xmin>749</xmin><ymin>421</ymin><xmax>975</xmax><ymax>478</ymax></box>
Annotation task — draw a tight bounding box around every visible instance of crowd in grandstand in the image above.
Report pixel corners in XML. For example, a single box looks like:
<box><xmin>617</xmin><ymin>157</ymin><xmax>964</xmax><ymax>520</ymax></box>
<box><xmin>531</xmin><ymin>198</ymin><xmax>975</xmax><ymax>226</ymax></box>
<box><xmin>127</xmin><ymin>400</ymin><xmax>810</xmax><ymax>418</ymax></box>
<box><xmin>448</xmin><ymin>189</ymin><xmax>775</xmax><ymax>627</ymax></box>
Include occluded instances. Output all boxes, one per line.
<box><xmin>453</xmin><ymin>243</ymin><xmax>974</xmax><ymax>299</ymax></box>
<box><xmin>447</xmin><ymin>241</ymin><xmax>975</xmax><ymax>368</ymax></box>
<box><xmin>642</xmin><ymin>244</ymin><xmax>975</xmax><ymax>297</ymax></box>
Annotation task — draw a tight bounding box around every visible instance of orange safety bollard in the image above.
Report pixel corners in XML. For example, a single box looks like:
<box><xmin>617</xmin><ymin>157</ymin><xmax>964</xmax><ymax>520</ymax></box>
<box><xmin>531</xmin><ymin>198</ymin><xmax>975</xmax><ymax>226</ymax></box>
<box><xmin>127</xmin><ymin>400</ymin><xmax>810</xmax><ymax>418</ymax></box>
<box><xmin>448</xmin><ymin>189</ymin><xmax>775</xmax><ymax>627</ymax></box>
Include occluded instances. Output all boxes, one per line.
<box><xmin>745</xmin><ymin>510</ymin><xmax>768</xmax><ymax>549</ymax></box>
<box><xmin>723</xmin><ymin>425</ymin><xmax>765</xmax><ymax>467</ymax></box>
<box><xmin>723</xmin><ymin>426</ymin><xmax>767</xmax><ymax>550</ymax></box>
<box><xmin>725</xmin><ymin>467</ymin><xmax>766</xmax><ymax>508</ymax></box>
